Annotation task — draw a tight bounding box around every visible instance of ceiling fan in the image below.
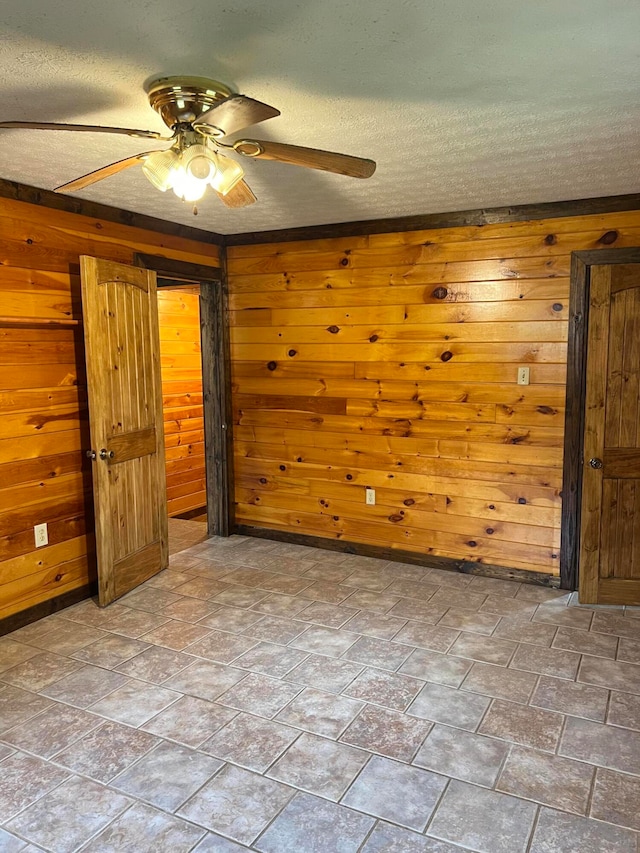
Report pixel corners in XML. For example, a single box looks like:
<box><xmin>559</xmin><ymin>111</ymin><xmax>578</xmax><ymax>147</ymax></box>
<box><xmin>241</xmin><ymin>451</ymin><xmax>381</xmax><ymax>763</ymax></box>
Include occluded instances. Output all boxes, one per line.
<box><xmin>0</xmin><ymin>76</ymin><xmax>377</xmax><ymax>210</ymax></box>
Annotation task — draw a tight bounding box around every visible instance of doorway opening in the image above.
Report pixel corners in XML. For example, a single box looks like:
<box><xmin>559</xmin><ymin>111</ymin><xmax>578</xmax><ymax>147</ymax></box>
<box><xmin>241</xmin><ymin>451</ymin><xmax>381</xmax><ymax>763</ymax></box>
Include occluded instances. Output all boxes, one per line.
<box><xmin>135</xmin><ymin>253</ymin><xmax>233</xmax><ymax>556</ymax></box>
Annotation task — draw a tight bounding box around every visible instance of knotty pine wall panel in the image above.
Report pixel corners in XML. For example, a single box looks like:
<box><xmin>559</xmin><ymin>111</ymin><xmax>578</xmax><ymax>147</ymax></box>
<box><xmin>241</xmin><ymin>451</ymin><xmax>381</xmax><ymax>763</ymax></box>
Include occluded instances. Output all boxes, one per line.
<box><xmin>157</xmin><ymin>286</ymin><xmax>206</xmax><ymax>517</ymax></box>
<box><xmin>0</xmin><ymin>198</ymin><xmax>219</xmax><ymax>621</ymax></box>
<box><xmin>227</xmin><ymin>210</ymin><xmax>640</xmax><ymax>576</ymax></box>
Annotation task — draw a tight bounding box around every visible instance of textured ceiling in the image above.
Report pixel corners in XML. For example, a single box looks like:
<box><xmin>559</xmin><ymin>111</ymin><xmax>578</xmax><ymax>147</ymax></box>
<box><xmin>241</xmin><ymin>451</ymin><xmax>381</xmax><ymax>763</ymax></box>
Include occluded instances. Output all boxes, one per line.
<box><xmin>1</xmin><ymin>0</ymin><xmax>639</xmax><ymax>235</ymax></box>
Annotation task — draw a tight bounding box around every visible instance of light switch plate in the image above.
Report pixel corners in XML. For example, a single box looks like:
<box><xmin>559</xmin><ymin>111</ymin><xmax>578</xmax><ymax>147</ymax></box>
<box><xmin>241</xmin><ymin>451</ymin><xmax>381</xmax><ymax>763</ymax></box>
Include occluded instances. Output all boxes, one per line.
<box><xmin>517</xmin><ymin>367</ymin><xmax>530</xmax><ymax>386</ymax></box>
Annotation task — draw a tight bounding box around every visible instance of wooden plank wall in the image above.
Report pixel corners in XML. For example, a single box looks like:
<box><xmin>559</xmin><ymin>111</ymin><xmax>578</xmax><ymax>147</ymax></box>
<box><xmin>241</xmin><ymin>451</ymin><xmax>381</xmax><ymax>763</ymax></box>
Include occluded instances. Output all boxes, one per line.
<box><xmin>227</xmin><ymin>210</ymin><xmax>640</xmax><ymax>577</ymax></box>
<box><xmin>0</xmin><ymin>198</ymin><xmax>219</xmax><ymax>620</ymax></box>
<box><xmin>157</xmin><ymin>285</ymin><xmax>206</xmax><ymax>517</ymax></box>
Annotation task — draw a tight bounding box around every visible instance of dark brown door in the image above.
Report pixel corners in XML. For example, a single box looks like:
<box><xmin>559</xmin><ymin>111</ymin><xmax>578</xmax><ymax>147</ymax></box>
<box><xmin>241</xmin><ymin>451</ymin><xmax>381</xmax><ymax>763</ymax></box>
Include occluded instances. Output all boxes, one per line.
<box><xmin>580</xmin><ymin>263</ymin><xmax>640</xmax><ymax>603</ymax></box>
<box><xmin>81</xmin><ymin>256</ymin><xmax>168</xmax><ymax>606</ymax></box>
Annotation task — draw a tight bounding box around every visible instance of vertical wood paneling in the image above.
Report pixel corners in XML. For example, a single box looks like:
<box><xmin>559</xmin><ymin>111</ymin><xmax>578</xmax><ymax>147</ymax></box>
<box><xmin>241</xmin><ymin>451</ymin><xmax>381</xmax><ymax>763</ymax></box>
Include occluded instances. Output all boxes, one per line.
<box><xmin>227</xmin><ymin>212</ymin><xmax>640</xmax><ymax>577</ymax></box>
<box><xmin>0</xmin><ymin>198</ymin><xmax>219</xmax><ymax>622</ymax></box>
<box><xmin>157</xmin><ymin>286</ymin><xmax>206</xmax><ymax>517</ymax></box>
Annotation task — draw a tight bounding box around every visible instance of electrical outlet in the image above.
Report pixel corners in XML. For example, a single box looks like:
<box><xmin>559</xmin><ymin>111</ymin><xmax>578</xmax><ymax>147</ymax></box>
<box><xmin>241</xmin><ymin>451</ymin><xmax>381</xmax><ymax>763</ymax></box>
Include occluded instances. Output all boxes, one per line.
<box><xmin>365</xmin><ymin>488</ymin><xmax>376</xmax><ymax>506</ymax></box>
<box><xmin>34</xmin><ymin>523</ymin><xmax>48</xmax><ymax>548</ymax></box>
<box><xmin>517</xmin><ymin>367</ymin><xmax>530</xmax><ymax>386</ymax></box>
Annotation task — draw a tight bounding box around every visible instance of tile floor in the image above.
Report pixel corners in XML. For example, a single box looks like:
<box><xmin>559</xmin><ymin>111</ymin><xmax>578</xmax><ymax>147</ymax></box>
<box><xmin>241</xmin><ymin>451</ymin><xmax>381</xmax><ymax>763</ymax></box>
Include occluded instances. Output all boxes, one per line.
<box><xmin>1</xmin><ymin>533</ymin><xmax>640</xmax><ymax>852</ymax></box>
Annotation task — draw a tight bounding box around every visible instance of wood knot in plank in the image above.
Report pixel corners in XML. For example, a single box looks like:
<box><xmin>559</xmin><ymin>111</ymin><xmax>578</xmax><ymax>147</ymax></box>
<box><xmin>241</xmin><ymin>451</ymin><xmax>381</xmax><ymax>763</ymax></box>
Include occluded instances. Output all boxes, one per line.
<box><xmin>267</xmin><ymin>361</ymin><xmax>277</xmax><ymax>371</ymax></box>
<box><xmin>327</xmin><ymin>326</ymin><xmax>340</xmax><ymax>334</ymax></box>
<box><xmin>544</xmin><ymin>234</ymin><xmax>557</xmax><ymax>245</ymax></box>
<box><xmin>598</xmin><ymin>230</ymin><xmax>618</xmax><ymax>245</ymax></box>
<box><xmin>432</xmin><ymin>286</ymin><xmax>448</xmax><ymax>300</ymax></box>
<box><xmin>440</xmin><ymin>351</ymin><xmax>453</xmax><ymax>362</ymax></box>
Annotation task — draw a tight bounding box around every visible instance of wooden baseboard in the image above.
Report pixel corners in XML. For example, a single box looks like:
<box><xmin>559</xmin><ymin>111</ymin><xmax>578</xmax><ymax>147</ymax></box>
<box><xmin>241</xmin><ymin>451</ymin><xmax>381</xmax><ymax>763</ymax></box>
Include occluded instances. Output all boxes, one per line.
<box><xmin>0</xmin><ymin>584</ymin><xmax>95</xmax><ymax>637</ymax></box>
<box><xmin>233</xmin><ymin>525</ymin><xmax>561</xmax><ymax>588</ymax></box>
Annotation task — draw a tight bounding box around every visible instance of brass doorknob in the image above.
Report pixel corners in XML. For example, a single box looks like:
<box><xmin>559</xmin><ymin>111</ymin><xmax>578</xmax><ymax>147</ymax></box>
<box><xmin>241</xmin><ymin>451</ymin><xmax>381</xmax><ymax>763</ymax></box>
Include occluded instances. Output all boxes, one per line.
<box><xmin>99</xmin><ymin>448</ymin><xmax>115</xmax><ymax>460</ymax></box>
<box><xmin>589</xmin><ymin>458</ymin><xmax>603</xmax><ymax>469</ymax></box>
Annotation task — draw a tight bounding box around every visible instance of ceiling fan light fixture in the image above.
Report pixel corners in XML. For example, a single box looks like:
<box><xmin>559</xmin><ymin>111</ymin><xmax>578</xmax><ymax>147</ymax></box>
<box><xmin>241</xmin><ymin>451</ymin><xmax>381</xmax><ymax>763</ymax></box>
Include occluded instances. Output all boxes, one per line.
<box><xmin>182</xmin><ymin>143</ymin><xmax>217</xmax><ymax>182</ymax></box>
<box><xmin>209</xmin><ymin>152</ymin><xmax>244</xmax><ymax>196</ymax></box>
<box><xmin>171</xmin><ymin>165</ymin><xmax>208</xmax><ymax>202</ymax></box>
<box><xmin>141</xmin><ymin>148</ymin><xmax>180</xmax><ymax>192</ymax></box>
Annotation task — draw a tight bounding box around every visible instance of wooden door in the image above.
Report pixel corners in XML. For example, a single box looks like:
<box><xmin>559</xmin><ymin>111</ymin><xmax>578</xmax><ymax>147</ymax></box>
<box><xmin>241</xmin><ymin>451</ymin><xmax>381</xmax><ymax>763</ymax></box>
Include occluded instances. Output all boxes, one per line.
<box><xmin>580</xmin><ymin>263</ymin><xmax>640</xmax><ymax>603</ymax></box>
<box><xmin>81</xmin><ymin>256</ymin><xmax>168</xmax><ymax>606</ymax></box>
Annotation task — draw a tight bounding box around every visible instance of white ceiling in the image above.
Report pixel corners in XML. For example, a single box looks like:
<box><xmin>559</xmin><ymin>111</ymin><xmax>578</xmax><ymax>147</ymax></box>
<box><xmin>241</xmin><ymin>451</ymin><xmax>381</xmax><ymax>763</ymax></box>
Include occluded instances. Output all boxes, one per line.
<box><xmin>1</xmin><ymin>0</ymin><xmax>639</xmax><ymax>235</ymax></box>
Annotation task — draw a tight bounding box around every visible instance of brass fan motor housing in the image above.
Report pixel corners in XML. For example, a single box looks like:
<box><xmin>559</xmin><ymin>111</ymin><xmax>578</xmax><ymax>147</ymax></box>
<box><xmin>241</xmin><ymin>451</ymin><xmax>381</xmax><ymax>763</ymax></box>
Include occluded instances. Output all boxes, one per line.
<box><xmin>146</xmin><ymin>76</ymin><xmax>233</xmax><ymax>130</ymax></box>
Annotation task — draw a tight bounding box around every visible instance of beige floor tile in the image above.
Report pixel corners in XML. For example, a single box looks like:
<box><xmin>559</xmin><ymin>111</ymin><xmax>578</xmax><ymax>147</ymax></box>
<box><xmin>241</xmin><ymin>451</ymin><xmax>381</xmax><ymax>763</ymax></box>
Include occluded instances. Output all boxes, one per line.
<box><xmin>1</xmin><ymin>652</ymin><xmax>83</xmax><ymax>692</ymax></box>
<box><xmin>479</xmin><ymin>699</ymin><xmax>564</xmax><ymax>751</ymax></box>
<box><xmin>266</xmin><ymin>732</ymin><xmax>368</xmax><ymax>801</ymax></box>
<box><xmin>428</xmin><ymin>780</ymin><xmax>537</xmax><ymax>853</ymax></box>
<box><xmin>201</xmin><ymin>712</ymin><xmax>300</xmax><ymax>772</ymax></box>
<box><xmin>275</xmin><ymin>687</ymin><xmax>363</xmax><ymax>738</ymax></box>
<box><xmin>618</xmin><ymin>638</ymin><xmax>640</xmax><ymax>664</ymax></box>
<box><xmin>71</xmin><ymin>635</ymin><xmax>149</xmax><ymax>669</ymax></box>
<box><xmin>163</xmin><ymin>659</ymin><xmax>246</xmax><ymax>702</ymax></box>
<box><xmin>608</xmin><ymin>690</ymin><xmax>640</xmax><ymax>731</ymax></box>
<box><xmin>460</xmin><ymin>662</ymin><xmax>537</xmax><ymax>704</ymax></box>
<box><xmin>342</xmin><ymin>754</ymin><xmax>446</xmax><ymax>832</ymax></box>
<box><xmin>53</xmin><ymin>720</ymin><xmax>159</xmax><ymax>783</ymax></box>
<box><xmin>218</xmin><ymin>672</ymin><xmax>302</xmax><ymax>718</ymax></box>
<box><xmin>82</xmin><ymin>801</ymin><xmax>206</xmax><ymax>852</ymax></box>
<box><xmin>493</xmin><ymin>618</ymin><xmax>557</xmax><ymax>647</ymax></box>
<box><xmin>409</xmin><ymin>682</ymin><xmax>490</xmax><ymax>731</ymax></box>
<box><xmin>40</xmin><ymin>665</ymin><xmax>128</xmax><ymax>708</ymax></box>
<box><xmin>198</xmin><ymin>605</ymin><xmax>263</xmax><ymax>631</ymax></box>
<box><xmin>256</xmin><ymin>791</ymin><xmax>375</xmax><ymax>853</ymax></box>
<box><xmin>233</xmin><ymin>642</ymin><xmax>308</xmax><ymax>678</ymax></box>
<box><xmin>578</xmin><ymin>656</ymin><xmax>640</xmax><ymax>694</ymax></box>
<box><xmin>343</xmin><ymin>667</ymin><xmax>423</xmax><ymax>711</ymax></box>
<box><xmin>296</xmin><ymin>581</ymin><xmax>353</xmax><ymax>604</ymax></box>
<box><xmin>291</xmin><ymin>626</ymin><xmax>359</xmax><ymax>658</ymax></box>
<box><xmin>389</xmin><ymin>598</ymin><xmax>448</xmax><ymax>624</ymax></box>
<box><xmin>591</xmin><ymin>611</ymin><xmax>640</xmax><ymax>640</ymax></box>
<box><xmin>590</xmin><ymin>768</ymin><xmax>640</xmax><ymax>831</ymax></box>
<box><xmin>286</xmin><ymin>654</ymin><xmax>363</xmax><ymax>693</ymax></box>
<box><xmin>342</xmin><ymin>610</ymin><xmax>407</xmax><ymax>640</ymax></box>
<box><xmin>390</xmin><ymin>618</ymin><xmax>462</xmax><ymax>653</ymax></box>
<box><xmin>5</xmin><ymin>775</ymin><xmax>131</xmax><ymax>853</ymax></box>
<box><xmin>344</xmin><ymin>635</ymin><xmax>415</xmax><ymax>670</ymax></box>
<box><xmin>0</xmin><ymin>752</ymin><xmax>69</xmax><ymax>821</ymax></box>
<box><xmin>510</xmin><ymin>643</ymin><xmax>580</xmax><ymax>679</ymax></box>
<box><xmin>245</xmin><ymin>615</ymin><xmax>309</xmax><ymax>644</ymax></box>
<box><xmin>298</xmin><ymin>601</ymin><xmax>359</xmax><ymax>629</ymax></box>
<box><xmin>179</xmin><ymin>764</ymin><xmax>294</xmax><ymax>844</ymax></box>
<box><xmin>448</xmin><ymin>633</ymin><xmax>517</xmax><ymax>666</ymax></box>
<box><xmin>0</xmin><ymin>638</ymin><xmax>40</xmax><ymax>672</ymax></box>
<box><xmin>413</xmin><ymin>723</ymin><xmax>509</xmax><ymax>787</ymax></box>
<box><xmin>529</xmin><ymin>807</ymin><xmax>638</xmax><ymax>853</ymax></box>
<box><xmin>497</xmin><ymin>746</ymin><xmax>594</xmax><ymax>814</ymax></box>
<box><xmin>553</xmin><ymin>626</ymin><xmax>618</xmax><ymax>659</ymax></box>
<box><xmin>142</xmin><ymin>695</ymin><xmax>237</xmax><ymax>747</ymax></box>
<box><xmin>399</xmin><ymin>648</ymin><xmax>472</xmax><ymax>687</ymax></box>
<box><xmin>184</xmin><ymin>629</ymin><xmax>258</xmax><ymax>664</ymax></box>
<box><xmin>559</xmin><ymin>716</ymin><xmax>640</xmax><ymax>774</ymax></box>
<box><xmin>112</xmin><ymin>741</ymin><xmax>223</xmax><ymax>811</ymax></box>
<box><xmin>530</xmin><ymin>675</ymin><xmax>608</xmax><ymax>721</ymax></box>
<box><xmin>88</xmin><ymin>679</ymin><xmax>181</xmax><ymax>726</ymax></box>
<box><xmin>115</xmin><ymin>645</ymin><xmax>194</xmax><ymax>683</ymax></box>
<box><xmin>2</xmin><ymin>703</ymin><xmax>101</xmax><ymax>758</ymax></box>
<box><xmin>0</xmin><ymin>685</ymin><xmax>53</xmax><ymax>732</ymax></box>
<box><xmin>437</xmin><ymin>608</ymin><xmax>501</xmax><ymax>636</ymax></box>
<box><xmin>341</xmin><ymin>704</ymin><xmax>431</xmax><ymax>762</ymax></box>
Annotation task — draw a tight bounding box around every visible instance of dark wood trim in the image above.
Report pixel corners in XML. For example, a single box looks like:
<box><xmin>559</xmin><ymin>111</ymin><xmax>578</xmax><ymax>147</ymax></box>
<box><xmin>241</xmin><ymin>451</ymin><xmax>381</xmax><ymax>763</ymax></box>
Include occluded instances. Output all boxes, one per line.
<box><xmin>0</xmin><ymin>584</ymin><xmax>95</xmax><ymax>636</ymax></box>
<box><xmin>201</xmin><ymin>271</ymin><xmax>234</xmax><ymax>537</ymax></box>
<box><xmin>560</xmin><ymin>247</ymin><xmax>640</xmax><ymax>590</ymax></box>
<box><xmin>0</xmin><ymin>177</ymin><xmax>224</xmax><ymax>246</ymax></box>
<box><xmin>225</xmin><ymin>193</ymin><xmax>640</xmax><ymax>246</ymax></box>
<box><xmin>135</xmin><ymin>253</ymin><xmax>222</xmax><ymax>281</ymax></box>
<box><xmin>234</xmin><ymin>525</ymin><xmax>560</xmax><ymax>588</ymax></box>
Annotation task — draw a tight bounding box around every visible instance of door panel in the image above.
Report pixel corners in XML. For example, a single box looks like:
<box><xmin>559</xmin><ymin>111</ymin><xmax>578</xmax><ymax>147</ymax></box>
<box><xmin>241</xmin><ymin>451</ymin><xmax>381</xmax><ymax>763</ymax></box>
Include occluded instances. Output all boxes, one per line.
<box><xmin>81</xmin><ymin>256</ymin><xmax>168</xmax><ymax>605</ymax></box>
<box><xmin>579</xmin><ymin>263</ymin><xmax>640</xmax><ymax>603</ymax></box>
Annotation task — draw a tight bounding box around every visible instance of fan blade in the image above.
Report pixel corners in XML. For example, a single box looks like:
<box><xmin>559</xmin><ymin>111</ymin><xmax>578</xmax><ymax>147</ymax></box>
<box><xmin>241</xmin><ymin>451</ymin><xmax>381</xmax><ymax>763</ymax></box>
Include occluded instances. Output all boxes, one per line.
<box><xmin>215</xmin><ymin>179</ymin><xmax>257</xmax><ymax>208</ymax></box>
<box><xmin>54</xmin><ymin>152</ymin><xmax>153</xmax><ymax>193</ymax></box>
<box><xmin>193</xmin><ymin>95</ymin><xmax>280</xmax><ymax>138</ymax></box>
<box><xmin>0</xmin><ymin>121</ymin><xmax>170</xmax><ymax>140</ymax></box>
<box><xmin>234</xmin><ymin>139</ymin><xmax>376</xmax><ymax>179</ymax></box>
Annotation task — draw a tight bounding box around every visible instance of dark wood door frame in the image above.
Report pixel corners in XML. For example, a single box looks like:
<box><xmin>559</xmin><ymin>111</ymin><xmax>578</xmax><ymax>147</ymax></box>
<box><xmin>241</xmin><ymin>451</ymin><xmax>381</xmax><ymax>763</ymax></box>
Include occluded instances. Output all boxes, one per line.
<box><xmin>134</xmin><ymin>253</ymin><xmax>234</xmax><ymax>538</ymax></box>
<box><xmin>561</xmin><ymin>247</ymin><xmax>640</xmax><ymax>590</ymax></box>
